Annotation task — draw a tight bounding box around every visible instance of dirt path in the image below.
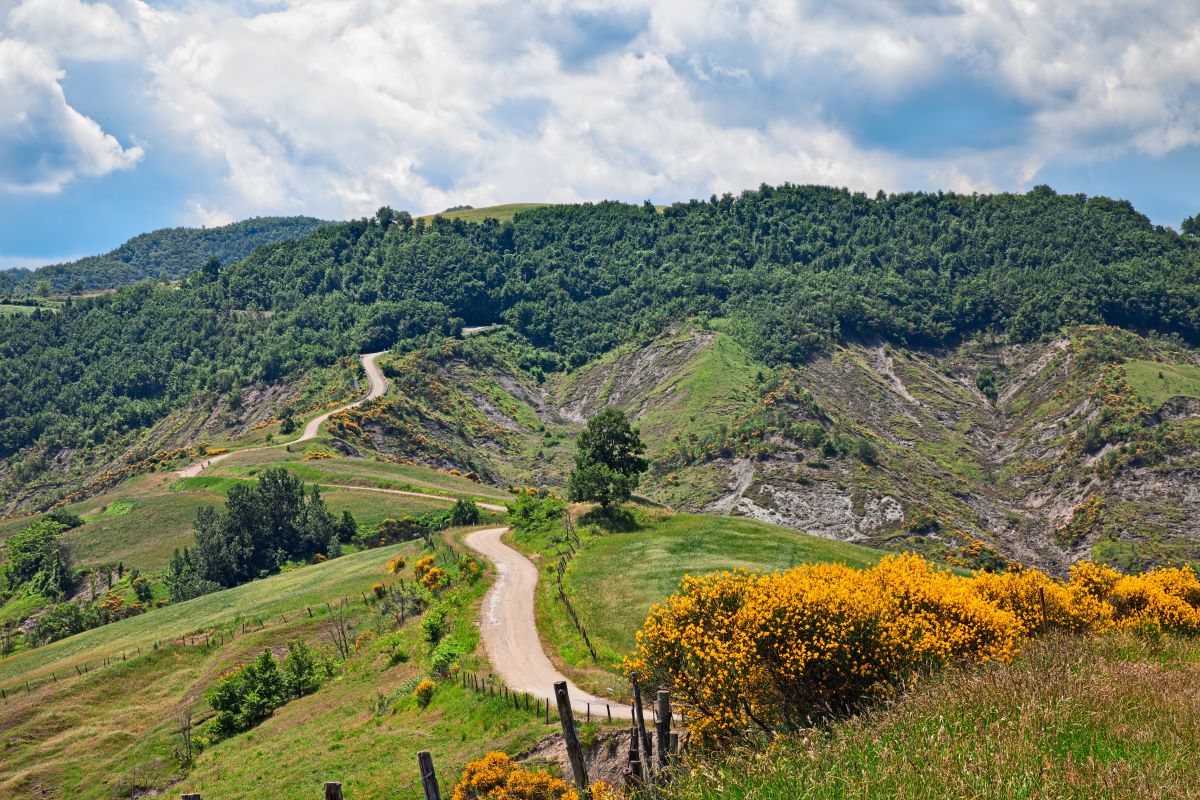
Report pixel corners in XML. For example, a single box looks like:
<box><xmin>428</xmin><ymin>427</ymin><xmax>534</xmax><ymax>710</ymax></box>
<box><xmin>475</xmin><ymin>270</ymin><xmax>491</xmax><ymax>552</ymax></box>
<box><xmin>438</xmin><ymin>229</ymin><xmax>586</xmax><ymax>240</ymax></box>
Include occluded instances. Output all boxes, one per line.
<box><xmin>464</xmin><ymin>526</ymin><xmax>635</xmax><ymax>719</ymax></box>
<box><xmin>176</xmin><ymin>352</ymin><xmax>388</xmax><ymax>478</ymax></box>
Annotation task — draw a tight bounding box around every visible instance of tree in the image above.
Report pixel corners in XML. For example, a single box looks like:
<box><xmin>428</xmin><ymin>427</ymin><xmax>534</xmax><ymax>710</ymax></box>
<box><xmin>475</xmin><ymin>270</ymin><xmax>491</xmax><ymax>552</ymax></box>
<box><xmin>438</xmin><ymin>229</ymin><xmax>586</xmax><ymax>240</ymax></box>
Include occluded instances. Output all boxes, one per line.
<box><xmin>3</xmin><ymin>519</ymin><xmax>72</xmax><ymax>597</ymax></box>
<box><xmin>1182</xmin><ymin>214</ymin><xmax>1200</xmax><ymax>237</ymax></box>
<box><xmin>200</xmin><ymin>256</ymin><xmax>221</xmax><ymax>281</ymax></box>
<box><xmin>450</xmin><ymin>497</ymin><xmax>481</xmax><ymax>526</ymax></box>
<box><xmin>336</xmin><ymin>510</ymin><xmax>359</xmax><ymax>543</ymax></box>
<box><xmin>567</xmin><ymin>408</ymin><xmax>648</xmax><ymax>509</ymax></box>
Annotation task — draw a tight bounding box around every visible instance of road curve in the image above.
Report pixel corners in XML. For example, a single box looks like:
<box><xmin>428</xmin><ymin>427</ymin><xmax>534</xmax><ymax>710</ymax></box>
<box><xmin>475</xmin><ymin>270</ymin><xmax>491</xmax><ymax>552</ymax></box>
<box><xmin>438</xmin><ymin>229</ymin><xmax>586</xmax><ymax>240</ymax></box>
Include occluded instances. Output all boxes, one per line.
<box><xmin>176</xmin><ymin>352</ymin><xmax>388</xmax><ymax>478</ymax></box>
<box><xmin>465</xmin><ymin>526</ymin><xmax>635</xmax><ymax>720</ymax></box>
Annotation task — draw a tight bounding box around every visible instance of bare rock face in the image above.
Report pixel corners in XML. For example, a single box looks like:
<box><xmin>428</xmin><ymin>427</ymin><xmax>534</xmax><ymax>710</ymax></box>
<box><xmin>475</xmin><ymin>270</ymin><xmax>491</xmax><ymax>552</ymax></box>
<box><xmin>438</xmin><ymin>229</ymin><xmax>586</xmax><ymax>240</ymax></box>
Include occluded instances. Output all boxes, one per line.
<box><xmin>559</xmin><ymin>329</ymin><xmax>714</xmax><ymax>423</ymax></box>
<box><xmin>517</xmin><ymin>729</ymin><xmax>658</xmax><ymax>790</ymax></box>
<box><xmin>733</xmin><ymin>483</ymin><xmax>903</xmax><ymax>544</ymax></box>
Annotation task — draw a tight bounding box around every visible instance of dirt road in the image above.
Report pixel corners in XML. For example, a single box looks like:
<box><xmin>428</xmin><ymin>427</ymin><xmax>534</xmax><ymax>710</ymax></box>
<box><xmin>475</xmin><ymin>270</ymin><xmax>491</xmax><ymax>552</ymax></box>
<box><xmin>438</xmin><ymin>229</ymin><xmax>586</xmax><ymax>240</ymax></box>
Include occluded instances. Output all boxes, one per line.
<box><xmin>464</xmin><ymin>526</ymin><xmax>635</xmax><ymax>719</ymax></box>
<box><xmin>176</xmin><ymin>352</ymin><xmax>388</xmax><ymax>478</ymax></box>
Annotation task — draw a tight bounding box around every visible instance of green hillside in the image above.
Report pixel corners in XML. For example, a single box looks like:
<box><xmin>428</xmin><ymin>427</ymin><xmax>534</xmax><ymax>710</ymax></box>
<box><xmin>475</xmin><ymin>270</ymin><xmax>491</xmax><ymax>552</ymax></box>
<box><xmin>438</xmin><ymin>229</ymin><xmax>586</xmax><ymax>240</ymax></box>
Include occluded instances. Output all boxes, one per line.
<box><xmin>0</xmin><ymin>216</ymin><xmax>327</xmax><ymax>295</ymax></box>
<box><xmin>0</xmin><ymin>535</ymin><xmax>551</xmax><ymax>799</ymax></box>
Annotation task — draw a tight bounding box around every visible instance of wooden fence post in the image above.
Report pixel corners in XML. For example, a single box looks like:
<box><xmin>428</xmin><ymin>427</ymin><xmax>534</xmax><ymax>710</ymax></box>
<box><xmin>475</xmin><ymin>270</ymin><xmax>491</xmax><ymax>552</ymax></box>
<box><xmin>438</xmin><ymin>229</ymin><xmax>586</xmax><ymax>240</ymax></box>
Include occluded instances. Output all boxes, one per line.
<box><xmin>656</xmin><ymin>690</ymin><xmax>671</xmax><ymax>770</ymax></box>
<box><xmin>630</xmin><ymin>673</ymin><xmax>653</xmax><ymax>779</ymax></box>
<box><xmin>628</xmin><ymin>726</ymin><xmax>643</xmax><ymax>784</ymax></box>
<box><xmin>554</xmin><ymin>682</ymin><xmax>590</xmax><ymax>797</ymax></box>
<box><xmin>181</xmin><ymin>793</ymin><xmax>201</xmax><ymax>800</ymax></box>
<box><xmin>323</xmin><ymin>781</ymin><xmax>343</xmax><ymax>800</ymax></box>
<box><xmin>418</xmin><ymin>750</ymin><xmax>442</xmax><ymax>800</ymax></box>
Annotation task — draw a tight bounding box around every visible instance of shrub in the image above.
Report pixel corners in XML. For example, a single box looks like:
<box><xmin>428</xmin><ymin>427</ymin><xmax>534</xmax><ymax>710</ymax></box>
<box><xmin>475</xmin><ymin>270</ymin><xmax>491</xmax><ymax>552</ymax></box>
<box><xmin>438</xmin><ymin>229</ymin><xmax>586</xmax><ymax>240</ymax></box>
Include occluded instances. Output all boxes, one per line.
<box><xmin>627</xmin><ymin>553</ymin><xmax>1200</xmax><ymax>743</ymax></box>
<box><xmin>450</xmin><ymin>497</ymin><xmax>481</xmax><ymax>526</ymax></box>
<box><xmin>422</xmin><ymin>607</ymin><xmax>447</xmax><ymax>646</ymax></box>
<box><xmin>413</xmin><ymin>555</ymin><xmax>436</xmax><ymax>581</ymax></box>
<box><xmin>414</xmin><ymin>678</ymin><xmax>436</xmax><ymax>708</ymax></box>
<box><xmin>386</xmin><ymin>556</ymin><xmax>407</xmax><ymax>574</ymax></box>
<box><xmin>43</xmin><ymin>507</ymin><xmax>84</xmax><ymax>529</ymax></box>
<box><xmin>420</xmin><ymin>566</ymin><xmax>449</xmax><ymax>591</ymax></box>
<box><xmin>430</xmin><ymin>636</ymin><xmax>467</xmax><ymax>677</ymax></box>
<box><xmin>207</xmin><ymin>641</ymin><xmax>330</xmax><ymax>739</ymax></box>
<box><xmin>452</xmin><ymin>752</ymin><xmax>580</xmax><ymax>800</ymax></box>
<box><xmin>456</xmin><ymin>554</ymin><xmax>482</xmax><ymax>584</ymax></box>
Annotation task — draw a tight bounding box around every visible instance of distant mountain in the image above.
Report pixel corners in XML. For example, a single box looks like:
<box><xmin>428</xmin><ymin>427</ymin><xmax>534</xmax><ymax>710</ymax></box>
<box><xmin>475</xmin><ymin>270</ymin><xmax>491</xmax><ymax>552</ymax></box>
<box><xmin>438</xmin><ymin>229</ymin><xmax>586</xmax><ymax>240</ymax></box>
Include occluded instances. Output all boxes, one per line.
<box><xmin>0</xmin><ymin>216</ymin><xmax>329</xmax><ymax>295</ymax></box>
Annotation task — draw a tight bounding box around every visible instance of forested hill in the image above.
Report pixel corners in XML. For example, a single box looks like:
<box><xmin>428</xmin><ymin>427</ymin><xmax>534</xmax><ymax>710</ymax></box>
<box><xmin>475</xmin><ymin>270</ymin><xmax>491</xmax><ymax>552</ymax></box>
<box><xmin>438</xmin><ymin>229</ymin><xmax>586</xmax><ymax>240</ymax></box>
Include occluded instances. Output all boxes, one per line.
<box><xmin>0</xmin><ymin>216</ymin><xmax>328</xmax><ymax>294</ymax></box>
<box><xmin>3</xmin><ymin>184</ymin><xmax>1200</xmax><ymax>473</ymax></box>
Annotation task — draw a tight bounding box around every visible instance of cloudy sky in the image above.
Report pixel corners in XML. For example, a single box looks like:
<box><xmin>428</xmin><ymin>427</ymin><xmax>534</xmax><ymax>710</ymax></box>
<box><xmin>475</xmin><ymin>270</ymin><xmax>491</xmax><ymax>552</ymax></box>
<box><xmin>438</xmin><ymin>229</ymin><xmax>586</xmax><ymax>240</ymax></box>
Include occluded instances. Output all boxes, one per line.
<box><xmin>2</xmin><ymin>0</ymin><xmax>1200</xmax><ymax>266</ymax></box>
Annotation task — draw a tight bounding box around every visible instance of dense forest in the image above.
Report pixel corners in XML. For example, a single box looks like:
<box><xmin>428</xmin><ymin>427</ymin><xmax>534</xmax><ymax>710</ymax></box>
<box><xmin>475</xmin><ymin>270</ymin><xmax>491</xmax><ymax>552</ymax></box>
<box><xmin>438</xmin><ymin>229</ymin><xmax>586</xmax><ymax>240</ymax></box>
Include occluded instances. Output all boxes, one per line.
<box><xmin>0</xmin><ymin>216</ymin><xmax>327</xmax><ymax>294</ymax></box>
<box><xmin>2</xmin><ymin>184</ymin><xmax>1200</xmax><ymax>468</ymax></box>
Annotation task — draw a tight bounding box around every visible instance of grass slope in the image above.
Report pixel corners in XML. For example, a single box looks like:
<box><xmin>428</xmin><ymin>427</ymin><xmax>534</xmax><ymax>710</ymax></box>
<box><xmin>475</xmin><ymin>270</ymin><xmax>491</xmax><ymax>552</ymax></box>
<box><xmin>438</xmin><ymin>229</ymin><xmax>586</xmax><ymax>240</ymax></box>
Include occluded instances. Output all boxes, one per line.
<box><xmin>667</xmin><ymin>633</ymin><xmax>1200</xmax><ymax>800</ymax></box>
<box><xmin>1</xmin><ymin>533</ymin><xmax>556</xmax><ymax>799</ymax></box>
<box><xmin>423</xmin><ymin>204</ymin><xmax>550</xmax><ymax>223</ymax></box>
<box><xmin>1124</xmin><ymin>358</ymin><xmax>1200</xmax><ymax>406</ymax></box>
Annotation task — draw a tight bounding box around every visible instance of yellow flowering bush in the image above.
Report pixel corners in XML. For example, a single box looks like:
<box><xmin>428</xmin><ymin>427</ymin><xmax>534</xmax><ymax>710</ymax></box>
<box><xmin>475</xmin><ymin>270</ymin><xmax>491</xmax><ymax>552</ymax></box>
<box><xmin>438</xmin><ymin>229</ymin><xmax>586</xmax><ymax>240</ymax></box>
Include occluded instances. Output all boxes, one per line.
<box><xmin>413</xmin><ymin>555</ymin><xmax>436</xmax><ymax>581</ymax></box>
<box><xmin>386</xmin><ymin>556</ymin><xmax>407</xmax><ymax>574</ymax></box>
<box><xmin>1109</xmin><ymin>566</ymin><xmax>1200</xmax><ymax>633</ymax></box>
<box><xmin>420</xmin><ymin>566</ymin><xmax>449</xmax><ymax>591</ymax></box>
<box><xmin>414</xmin><ymin>678</ymin><xmax>437</xmax><ymax>708</ymax></box>
<box><xmin>627</xmin><ymin>553</ymin><xmax>1200</xmax><ymax>742</ymax></box>
<box><xmin>451</xmin><ymin>752</ymin><xmax>579</xmax><ymax>800</ymax></box>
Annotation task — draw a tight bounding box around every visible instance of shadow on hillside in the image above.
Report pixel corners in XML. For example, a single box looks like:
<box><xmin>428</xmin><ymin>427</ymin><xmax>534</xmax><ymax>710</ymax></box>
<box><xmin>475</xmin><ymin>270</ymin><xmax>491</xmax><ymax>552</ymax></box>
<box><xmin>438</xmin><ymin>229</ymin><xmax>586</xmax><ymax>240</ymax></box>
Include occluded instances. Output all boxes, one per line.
<box><xmin>579</xmin><ymin>506</ymin><xmax>640</xmax><ymax>532</ymax></box>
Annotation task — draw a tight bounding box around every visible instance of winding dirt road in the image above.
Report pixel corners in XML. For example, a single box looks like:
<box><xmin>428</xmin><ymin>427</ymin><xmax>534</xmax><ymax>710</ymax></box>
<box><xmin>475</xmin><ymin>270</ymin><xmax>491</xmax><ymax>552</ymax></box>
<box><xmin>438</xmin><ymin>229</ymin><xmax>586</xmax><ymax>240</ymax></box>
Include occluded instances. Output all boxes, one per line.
<box><xmin>176</xmin><ymin>352</ymin><xmax>388</xmax><ymax>478</ymax></box>
<box><xmin>465</xmin><ymin>526</ymin><xmax>635</xmax><ymax>719</ymax></box>
<box><xmin>177</xmin><ymin>352</ymin><xmax>620</xmax><ymax>717</ymax></box>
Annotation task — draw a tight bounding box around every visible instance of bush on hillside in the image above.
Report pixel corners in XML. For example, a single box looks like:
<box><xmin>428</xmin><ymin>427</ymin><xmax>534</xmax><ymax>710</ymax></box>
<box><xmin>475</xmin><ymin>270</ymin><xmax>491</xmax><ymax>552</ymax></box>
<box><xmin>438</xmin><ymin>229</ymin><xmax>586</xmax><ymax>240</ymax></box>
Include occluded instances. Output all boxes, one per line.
<box><xmin>207</xmin><ymin>641</ymin><xmax>332</xmax><ymax>739</ymax></box>
<box><xmin>626</xmin><ymin>553</ymin><xmax>1200</xmax><ymax>742</ymax></box>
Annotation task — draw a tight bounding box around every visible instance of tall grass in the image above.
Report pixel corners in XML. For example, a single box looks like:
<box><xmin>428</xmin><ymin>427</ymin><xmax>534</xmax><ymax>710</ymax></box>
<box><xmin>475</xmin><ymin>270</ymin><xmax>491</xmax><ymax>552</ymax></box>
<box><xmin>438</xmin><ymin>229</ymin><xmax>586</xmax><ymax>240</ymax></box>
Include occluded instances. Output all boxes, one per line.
<box><xmin>667</xmin><ymin>633</ymin><xmax>1200</xmax><ymax>800</ymax></box>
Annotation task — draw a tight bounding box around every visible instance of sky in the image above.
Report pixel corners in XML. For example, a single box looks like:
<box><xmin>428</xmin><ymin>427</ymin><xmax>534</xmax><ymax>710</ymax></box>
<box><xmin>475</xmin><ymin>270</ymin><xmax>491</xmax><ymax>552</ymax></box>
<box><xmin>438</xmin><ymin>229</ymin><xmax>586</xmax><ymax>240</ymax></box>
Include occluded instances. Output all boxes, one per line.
<box><xmin>1</xmin><ymin>0</ymin><xmax>1200</xmax><ymax>267</ymax></box>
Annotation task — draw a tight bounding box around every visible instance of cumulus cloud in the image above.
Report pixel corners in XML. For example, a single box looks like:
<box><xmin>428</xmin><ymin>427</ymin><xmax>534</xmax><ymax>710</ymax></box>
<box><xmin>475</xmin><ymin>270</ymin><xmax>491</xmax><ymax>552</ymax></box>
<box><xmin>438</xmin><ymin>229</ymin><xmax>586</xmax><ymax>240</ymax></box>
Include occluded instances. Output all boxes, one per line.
<box><xmin>7</xmin><ymin>0</ymin><xmax>137</xmax><ymax>60</ymax></box>
<box><xmin>0</xmin><ymin>38</ymin><xmax>143</xmax><ymax>192</ymax></box>
<box><xmin>3</xmin><ymin>0</ymin><xmax>1200</xmax><ymax>219</ymax></box>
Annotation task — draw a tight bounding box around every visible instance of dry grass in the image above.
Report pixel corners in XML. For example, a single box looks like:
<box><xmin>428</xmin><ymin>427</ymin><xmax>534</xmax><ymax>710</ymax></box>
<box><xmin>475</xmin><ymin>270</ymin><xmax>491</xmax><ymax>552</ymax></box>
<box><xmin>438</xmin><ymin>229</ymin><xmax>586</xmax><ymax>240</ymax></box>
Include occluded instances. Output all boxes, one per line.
<box><xmin>668</xmin><ymin>633</ymin><xmax>1200</xmax><ymax>800</ymax></box>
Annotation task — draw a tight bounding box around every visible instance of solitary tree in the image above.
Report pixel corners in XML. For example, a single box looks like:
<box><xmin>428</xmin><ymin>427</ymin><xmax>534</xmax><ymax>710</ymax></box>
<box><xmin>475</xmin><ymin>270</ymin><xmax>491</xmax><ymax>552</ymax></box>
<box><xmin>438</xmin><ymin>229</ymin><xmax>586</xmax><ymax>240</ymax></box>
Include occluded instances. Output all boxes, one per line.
<box><xmin>567</xmin><ymin>408</ymin><xmax>648</xmax><ymax>510</ymax></box>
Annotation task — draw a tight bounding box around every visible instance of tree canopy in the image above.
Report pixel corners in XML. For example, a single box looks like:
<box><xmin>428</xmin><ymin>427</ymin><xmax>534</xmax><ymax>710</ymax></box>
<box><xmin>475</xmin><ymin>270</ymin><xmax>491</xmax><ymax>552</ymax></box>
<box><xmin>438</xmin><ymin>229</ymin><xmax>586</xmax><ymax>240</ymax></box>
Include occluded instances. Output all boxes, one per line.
<box><xmin>568</xmin><ymin>408</ymin><xmax>648</xmax><ymax>508</ymax></box>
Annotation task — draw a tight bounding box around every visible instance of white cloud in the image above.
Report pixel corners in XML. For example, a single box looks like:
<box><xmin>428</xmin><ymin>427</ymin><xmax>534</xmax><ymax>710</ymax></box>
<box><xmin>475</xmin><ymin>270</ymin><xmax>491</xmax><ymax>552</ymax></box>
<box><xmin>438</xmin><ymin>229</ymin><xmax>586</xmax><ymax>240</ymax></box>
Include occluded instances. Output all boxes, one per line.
<box><xmin>0</xmin><ymin>38</ymin><xmax>143</xmax><ymax>192</ymax></box>
<box><xmin>7</xmin><ymin>0</ymin><xmax>138</xmax><ymax>60</ymax></box>
<box><xmin>4</xmin><ymin>0</ymin><xmax>1200</xmax><ymax>218</ymax></box>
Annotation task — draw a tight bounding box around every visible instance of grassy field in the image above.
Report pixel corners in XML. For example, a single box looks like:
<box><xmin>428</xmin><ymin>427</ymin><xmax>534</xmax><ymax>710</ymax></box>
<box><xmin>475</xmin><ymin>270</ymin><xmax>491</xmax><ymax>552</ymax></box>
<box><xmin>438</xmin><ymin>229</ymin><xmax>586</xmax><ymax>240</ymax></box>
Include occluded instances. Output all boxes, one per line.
<box><xmin>1124</xmin><ymin>358</ymin><xmax>1200</xmax><ymax>406</ymax></box>
<box><xmin>666</xmin><ymin>632</ymin><xmax>1200</xmax><ymax>800</ymax></box>
<box><xmin>0</xmin><ymin>300</ymin><xmax>62</xmax><ymax>316</ymax></box>
<box><xmin>209</xmin><ymin>446</ymin><xmax>510</xmax><ymax>501</ymax></box>
<box><xmin>0</xmin><ymin>450</ymin><xmax>503</xmax><ymax>575</ymax></box>
<box><xmin>0</xmin><ymin>532</ymin><xmax>559</xmax><ymax>799</ymax></box>
<box><xmin>510</xmin><ymin>506</ymin><xmax>883</xmax><ymax>696</ymax></box>
<box><xmin>422</xmin><ymin>203</ymin><xmax>550</xmax><ymax>223</ymax></box>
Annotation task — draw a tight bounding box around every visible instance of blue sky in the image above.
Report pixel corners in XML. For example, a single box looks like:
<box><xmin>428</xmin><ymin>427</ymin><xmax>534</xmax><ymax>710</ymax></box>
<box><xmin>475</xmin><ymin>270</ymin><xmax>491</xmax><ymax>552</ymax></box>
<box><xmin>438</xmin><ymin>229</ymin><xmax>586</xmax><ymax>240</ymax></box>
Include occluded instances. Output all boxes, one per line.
<box><xmin>2</xmin><ymin>0</ymin><xmax>1199</xmax><ymax>266</ymax></box>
